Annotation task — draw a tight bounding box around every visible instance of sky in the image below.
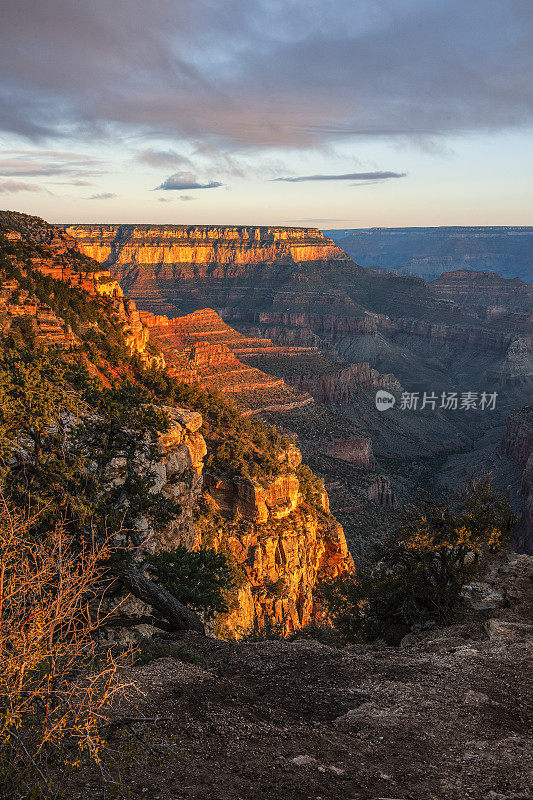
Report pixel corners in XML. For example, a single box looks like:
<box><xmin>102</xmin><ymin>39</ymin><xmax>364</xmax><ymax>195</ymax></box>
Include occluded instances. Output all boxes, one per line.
<box><xmin>0</xmin><ymin>0</ymin><xmax>532</xmax><ymax>228</ymax></box>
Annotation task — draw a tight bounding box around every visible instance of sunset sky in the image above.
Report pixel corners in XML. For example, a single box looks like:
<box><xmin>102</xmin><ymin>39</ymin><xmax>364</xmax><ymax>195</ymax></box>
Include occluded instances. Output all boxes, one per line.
<box><xmin>0</xmin><ymin>0</ymin><xmax>532</xmax><ymax>227</ymax></box>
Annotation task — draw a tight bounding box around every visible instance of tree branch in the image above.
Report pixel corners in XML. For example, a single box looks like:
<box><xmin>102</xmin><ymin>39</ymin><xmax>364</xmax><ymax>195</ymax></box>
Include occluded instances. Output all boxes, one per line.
<box><xmin>122</xmin><ymin>565</ymin><xmax>205</xmax><ymax>635</ymax></box>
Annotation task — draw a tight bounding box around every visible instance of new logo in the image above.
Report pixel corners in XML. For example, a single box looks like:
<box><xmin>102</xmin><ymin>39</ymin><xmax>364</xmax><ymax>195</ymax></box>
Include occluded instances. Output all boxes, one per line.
<box><xmin>375</xmin><ymin>390</ymin><xmax>396</xmax><ymax>411</ymax></box>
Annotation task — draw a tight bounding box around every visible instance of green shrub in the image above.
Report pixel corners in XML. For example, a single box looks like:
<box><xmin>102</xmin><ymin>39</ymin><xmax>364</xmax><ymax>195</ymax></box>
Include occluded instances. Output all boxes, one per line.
<box><xmin>321</xmin><ymin>478</ymin><xmax>516</xmax><ymax>645</ymax></box>
<box><xmin>145</xmin><ymin>546</ymin><xmax>233</xmax><ymax>620</ymax></box>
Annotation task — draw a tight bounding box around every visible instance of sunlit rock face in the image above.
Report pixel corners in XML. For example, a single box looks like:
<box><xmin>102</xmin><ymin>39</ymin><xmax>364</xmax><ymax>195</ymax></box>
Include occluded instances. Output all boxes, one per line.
<box><xmin>0</xmin><ymin>210</ymin><xmax>160</xmax><ymax>365</ymax></box>
<box><xmin>64</xmin><ymin>224</ymin><xmax>348</xmax><ymax>313</ymax></box>
<box><xmin>208</xmin><ymin>499</ymin><xmax>353</xmax><ymax>639</ymax></box>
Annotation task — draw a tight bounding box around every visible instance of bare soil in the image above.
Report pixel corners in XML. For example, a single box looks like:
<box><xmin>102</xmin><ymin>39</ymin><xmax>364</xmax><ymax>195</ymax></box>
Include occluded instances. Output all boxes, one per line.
<box><xmin>74</xmin><ymin>555</ymin><xmax>533</xmax><ymax>800</ymax></box>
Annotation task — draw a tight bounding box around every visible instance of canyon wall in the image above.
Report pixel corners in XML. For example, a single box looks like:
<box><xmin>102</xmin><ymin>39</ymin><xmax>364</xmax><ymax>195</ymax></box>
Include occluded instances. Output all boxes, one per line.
<box><xmin>64</xmin><ymin>224</ymin><xmax>349</xmax><ymax>279</ymax></box>
<box><xmin>327</xmin><ymin>225</ymin><xmax>533</xmax><ymax>282</ymax></box>
<box><xmin>501</xmin><ymin>407</ymin><xmax>533</xmax><ymax>554</ymax></box>
<box><xmin>65</xmin><ymin>224</ymin><xmax>530</xmax><ymax>369</ymax></box>
<box><xmin>246</xmin><ymin>310</ymin><xmax>519</xmax><ymax>355</ymax></box>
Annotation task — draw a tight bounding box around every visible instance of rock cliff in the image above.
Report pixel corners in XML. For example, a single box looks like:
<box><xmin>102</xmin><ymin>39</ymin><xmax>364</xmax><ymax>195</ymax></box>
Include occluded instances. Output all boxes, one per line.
<box><xmin>501</xmin><ymin>407</ymin><xmax>533</xmax><ymax>554</ymax></box>
<box><xmin>141</xmin><ymin>307</ymin><xmax>315</xmax><ymax>415</ymax></box>
<box><xmin>327</xmin><ymin>224</ymin><xmax>533</xmax><ymax>282</ymax></box>
<box><xmin>64</xmin><ymin>224</ymin><xmax>347</xmax><ymax>276</ymax></box>
<box><xmin>432</xmin><ymin>269</ymin><xmax>533</xmax><ymax>321</ymax></box>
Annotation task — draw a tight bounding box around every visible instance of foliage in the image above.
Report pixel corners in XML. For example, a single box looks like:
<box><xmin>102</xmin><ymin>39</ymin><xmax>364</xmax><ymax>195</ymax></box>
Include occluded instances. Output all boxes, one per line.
<box><xmin>146</xmin><ymin>546</ymin><xmax>232</xmax><ymax>620</ymax></box>
<box><xmin>239</xmin><ymin>617</ymin><xmax>285</xmax><ymax>641</ymax></box>
<box><xmin>296</xmin><ymin>464</ymin><xmax>325</xmax><ymax>507</ymax></box>
<box><xmin>141</xmin><ymin>371</ymin><xmax>292</xmax><ymax>484</ymax></box>
<box><xmin>0</xmin><ymin>499</ymin><xmax>132</xmax><ymax>797</ymax></box>
<box><xmin>320</xmin><ymin>478</ymin><xmax>516</xmax><ymax>645</ymax></box>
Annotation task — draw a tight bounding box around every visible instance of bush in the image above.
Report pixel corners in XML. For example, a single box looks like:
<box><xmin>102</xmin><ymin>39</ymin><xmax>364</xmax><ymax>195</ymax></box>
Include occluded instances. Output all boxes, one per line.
<box><xmin>320</xmin><ymin>478</ymin><xmax>516</xmax><ymax>645</ymax></box>
<box><xmin>145</xmin><ymin>546</ymin><xmax>233</xmax><ymax>620</ymax></box>
<box><xmin>0</xmin><ymin>500</ymin><xmax>131</xmax><ymax>797</ymax></box>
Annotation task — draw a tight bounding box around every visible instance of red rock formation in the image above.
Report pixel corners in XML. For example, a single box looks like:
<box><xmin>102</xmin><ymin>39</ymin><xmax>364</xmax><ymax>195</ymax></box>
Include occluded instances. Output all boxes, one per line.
<box><xmin>64</xmin><ymin>224</ymin><xmax>348</xmax><ymax>277</ymax></box>
<box><xmin>0</xmin><ymin>211</ymin><xmax>157</xmax><ymax>364</ymax></box>
<box><xmin>142</xmin><ymin>308</ymin><xmax>315</xmax><ymax>415</ymax></box>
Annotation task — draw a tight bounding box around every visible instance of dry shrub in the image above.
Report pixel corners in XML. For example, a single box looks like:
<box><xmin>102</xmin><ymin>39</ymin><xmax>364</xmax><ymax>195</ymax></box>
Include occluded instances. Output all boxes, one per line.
<box><xmin>0</xmin><ymin>498</ymin><xmax>133</xmax><ymax>797</ymax></box>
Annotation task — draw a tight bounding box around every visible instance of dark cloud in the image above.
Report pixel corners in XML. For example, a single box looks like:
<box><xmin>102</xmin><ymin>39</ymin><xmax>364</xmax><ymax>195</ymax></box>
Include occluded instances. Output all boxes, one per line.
<box><xmin>0</xmin><ymin>1</ymin><xmax>531</xmax><ymax>148</ymax></box>
<box><xmin>88</xmin><ymin>192</ymin><xmax>117</xmax><ymax>200</ymax></box>
<box><xmin>274</xmin><ymin>171</ymin><xmax>406</xmax><ymax>183</ymax></box>
<box><xmin>179</xmin><ymin>195</ymin><xmax>195</xmax><ymax>201</ymax></box>
<box><xmin>0</xmin><ymin>180</ymin><xmax>44</xmax><ymax>193</ymax></box>
<box><xmin>156</xmin><ymin>172</ymin><xmax>223</xmax><ymax>190</ymax></box>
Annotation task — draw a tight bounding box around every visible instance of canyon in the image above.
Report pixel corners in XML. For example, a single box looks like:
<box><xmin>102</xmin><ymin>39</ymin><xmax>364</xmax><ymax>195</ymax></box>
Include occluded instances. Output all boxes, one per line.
<box><xmin>0</xmin><ymin>210</ymin><xmax>355</xmax><ymax>638</ymax></box>
<box><xmin>63</xmin><ymin>222</ymin><xmax>533</xmax><ymax>552</ymax></box>
<box><xmin>327</xmin><ymin>225</ymin><xmax>533</xmax><ymax>282</ymax></box>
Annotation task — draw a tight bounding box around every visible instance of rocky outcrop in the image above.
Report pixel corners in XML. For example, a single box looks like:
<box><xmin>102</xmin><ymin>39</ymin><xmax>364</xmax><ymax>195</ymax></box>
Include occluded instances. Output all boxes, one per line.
<box><xmin>107</xmin><ymin>407</ymin><xmax>207</xmax><ymax>560</ymax></box>
<box><xmin>0</xmin><ymin>212</ymin><xmax>156</xmax><ymax>364</ymax></box>
<box><xmin>0</xmin><ymin>277</ymin><xmax>78</xmax><ymax>349</ymax></box>
<box><xmin>198</xmin><ymin>442</ymin><xmax>352</xmax><ymax>637</ymax></box>
<box><xmin>501</xmin><ymin>407</ymin><xmax>533</xmax><ymax>553</ymax></box>
<box><xmin>367</xmin><ymin>475</ymin><xmax>396</xmax><ymax>507</ymax></box>
<box><xmin>432</xmin><ymin>269</ymin><xmax>533</xmax><ymax>320</ymax></box>
<box><xmin>208</xmin><ymin>504</ymin><xmax>353</xmax><ymax>639</ymax></box>
<box><xmin>292</xmin><ymin>362</ymin><xmax>400</xmax><ymax>405</ymax></box>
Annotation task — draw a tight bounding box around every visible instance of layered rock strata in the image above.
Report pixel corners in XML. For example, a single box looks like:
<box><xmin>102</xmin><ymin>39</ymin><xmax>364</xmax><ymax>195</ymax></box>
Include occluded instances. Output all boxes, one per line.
<box><xmin>0</xmin><ymin>212</ymin><xmax>155</xmax><ymax>363</ymax></box>
<box><xmin>64</xmin><ymin>224</ymin><xmax>347</xmax><ymax>277</ymax></box>
<box><xmin>142</xmin><ymin>308</ymin><xmax>314</xmax><ymax>415</ymax></box>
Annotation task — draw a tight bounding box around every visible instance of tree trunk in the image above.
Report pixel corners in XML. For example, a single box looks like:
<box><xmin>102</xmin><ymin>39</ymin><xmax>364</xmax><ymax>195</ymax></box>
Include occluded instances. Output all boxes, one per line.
<box><xmin>122</xmin><ymin>565</ymin><xmax>206</xmax><ymax>635</ymax></box>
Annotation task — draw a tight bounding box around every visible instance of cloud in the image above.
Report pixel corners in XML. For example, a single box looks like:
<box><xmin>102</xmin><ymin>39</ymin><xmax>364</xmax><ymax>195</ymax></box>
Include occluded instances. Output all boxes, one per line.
<box><xmin>0</xmin><ymin>180</ymin><xmax>44</xmax><ymax>193</ymax></box>
<box><xmin>0</xmin><ymin>150</ymin><xmax>101</xmax><ymax>179</ymax></box>
<box><xmin>137</xmin><ymin>149</ymin><xmax>193</xmax><ymax>169</ymax></box>
<box><xmin>158</xmin><ymin>194</ymin><xmax>194</xmax><ymax>202</ymax></box>
<box><xmin>0</xmin><ymin>1</ymin><xmax>531</xmax><ymax>149</ymax></box>
<box><xmin>156</xmin><ymin>171</ymin><xmax>223</xmax><ymax>190</ymax></box>
<box><xmin>88</xmin><ymin>192</ymin><xmax>117</xmax><ymax>200</ymax></box>
<box><xmin>273</xmin><ymin>171</ymin><xmax>406</xmax><ymax>183</ymax></box>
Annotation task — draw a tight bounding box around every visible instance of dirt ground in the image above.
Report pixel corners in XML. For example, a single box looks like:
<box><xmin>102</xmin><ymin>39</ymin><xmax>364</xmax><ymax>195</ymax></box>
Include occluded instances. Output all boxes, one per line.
<box><xmin>75</xmin><ymin>555</ymin><xmax>533</xmax><ymax>800</ymax></box>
